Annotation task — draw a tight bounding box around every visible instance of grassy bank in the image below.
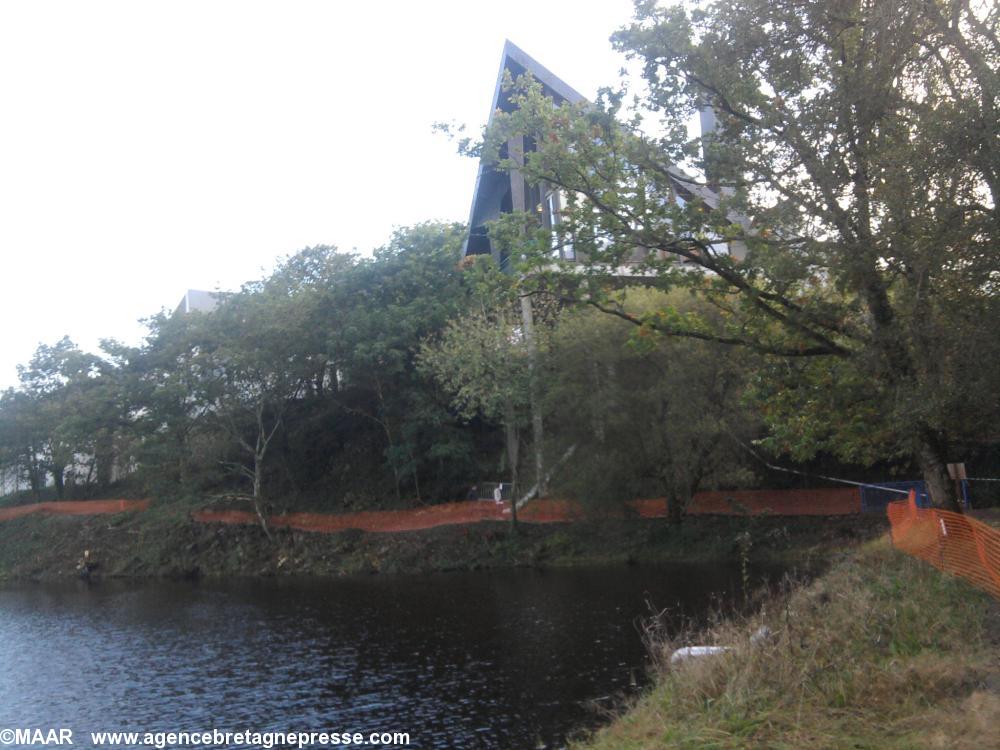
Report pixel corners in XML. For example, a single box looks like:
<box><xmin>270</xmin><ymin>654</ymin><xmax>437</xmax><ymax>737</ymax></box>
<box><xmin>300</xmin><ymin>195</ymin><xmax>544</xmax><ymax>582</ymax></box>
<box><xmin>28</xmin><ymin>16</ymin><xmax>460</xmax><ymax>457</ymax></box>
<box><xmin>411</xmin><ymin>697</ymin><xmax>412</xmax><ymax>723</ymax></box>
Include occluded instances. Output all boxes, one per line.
<box><xmin>577</xmin><ymin>539</ymin><xmax>999</xmax><ymax>749</ymax></box>
<box><xmin>0</xmin><ymin>500</ymin><xmax>884</xmax><ymax>579</ymax></box>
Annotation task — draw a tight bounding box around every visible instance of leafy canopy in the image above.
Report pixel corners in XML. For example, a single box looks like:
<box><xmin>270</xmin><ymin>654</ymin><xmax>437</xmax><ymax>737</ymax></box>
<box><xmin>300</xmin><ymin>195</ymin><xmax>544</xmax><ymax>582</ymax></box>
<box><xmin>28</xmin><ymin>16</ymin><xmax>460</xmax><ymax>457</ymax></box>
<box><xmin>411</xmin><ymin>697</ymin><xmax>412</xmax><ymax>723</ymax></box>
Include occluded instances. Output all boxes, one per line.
<box><xmin>475</xmin><ymin>0</ymin><xmax>1000</xmax><ymax>506</ymax></box>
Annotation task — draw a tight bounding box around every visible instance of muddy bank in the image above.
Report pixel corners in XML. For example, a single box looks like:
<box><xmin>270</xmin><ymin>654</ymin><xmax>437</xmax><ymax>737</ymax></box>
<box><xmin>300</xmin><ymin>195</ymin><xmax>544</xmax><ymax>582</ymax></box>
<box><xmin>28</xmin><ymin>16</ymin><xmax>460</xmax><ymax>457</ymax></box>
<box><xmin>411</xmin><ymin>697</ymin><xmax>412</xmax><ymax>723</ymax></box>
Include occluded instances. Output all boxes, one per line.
<box><xmin>0</xmin><ymin>505</ymin><xmax>887</xmax><ymax>580</ymax></box>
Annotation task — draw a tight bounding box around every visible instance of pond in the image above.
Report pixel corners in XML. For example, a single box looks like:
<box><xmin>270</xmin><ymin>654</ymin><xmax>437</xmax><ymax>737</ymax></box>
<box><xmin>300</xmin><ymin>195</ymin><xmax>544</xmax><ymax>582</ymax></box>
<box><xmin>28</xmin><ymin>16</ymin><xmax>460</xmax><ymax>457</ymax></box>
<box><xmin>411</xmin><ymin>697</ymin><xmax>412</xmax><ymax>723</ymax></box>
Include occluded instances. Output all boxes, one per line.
<box><xmin>0</xmin><ymin>563</ymin><xmax>782</xmax><ymax>749</ymax></box>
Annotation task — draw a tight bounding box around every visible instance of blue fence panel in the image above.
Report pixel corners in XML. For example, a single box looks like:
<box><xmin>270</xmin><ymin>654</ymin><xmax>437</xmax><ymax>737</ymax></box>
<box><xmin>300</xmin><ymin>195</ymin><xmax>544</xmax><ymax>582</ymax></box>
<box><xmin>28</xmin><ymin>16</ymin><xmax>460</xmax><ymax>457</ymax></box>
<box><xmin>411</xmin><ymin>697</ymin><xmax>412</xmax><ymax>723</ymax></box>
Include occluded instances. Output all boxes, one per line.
<box><xmin>860</xmin><ymin>480</ymin><xmax>970</xmax><ymax>513</ymax></box>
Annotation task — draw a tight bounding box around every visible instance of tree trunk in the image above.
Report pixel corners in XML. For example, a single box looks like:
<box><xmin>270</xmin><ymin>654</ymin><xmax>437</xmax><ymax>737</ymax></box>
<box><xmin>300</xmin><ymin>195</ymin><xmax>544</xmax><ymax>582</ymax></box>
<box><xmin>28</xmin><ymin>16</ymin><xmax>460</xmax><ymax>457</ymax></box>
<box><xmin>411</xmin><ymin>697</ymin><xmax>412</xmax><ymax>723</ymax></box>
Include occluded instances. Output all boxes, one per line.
<box><xmin>248</xmin><ymin>402</ymin><xmax>280</xmax><ymax>540</ymax></box>
<box><xmin>252</xmin><ymin>454</ymin><xmax>272</xmax><ymax>540</ymax></box>
<box><xmin>95</xmin><ymin>431</ymin><xmax>114</xmax><ymax>488</ymax></box>
<box><xmin>406</xmin><ymin>443</ymin><xmax>423</xmax><ymax>505</ymax></box>
<box><xmin>509</xmin><ymin>461</ymin><xmax>519</xmax><ymax>531</ymax></box>
<box><xmin>52</xmin><ymin>466</ymin><xmax>65</xmax><ymax>500</ymax></box>
<box><xmin>916</xmin><ymin>427</ymin><xmax>962</xmax><ymax>512</ymax></box>
<box><xmin>520</xmin><ymin>294</ymin><xmax>546</xmax><ymax>497</ymax></box>
<box><xmin>27</xmin><ymin>451</ymin><xmax>42</xmax><ymax>499</ymax></box>
<box><xmin>667</xmin><ymin>493</ymin><xmax>685</xmax><ymax>525</ymax></box>
<box><xmin>504</xmin><ymin>412</ymin><xmax>520</xmax><ymax>533</ymax></box>
<box><xmin>388</xmin><ymin>454</ymin><xmax>403</xmax><ymax>504</ymax></box>
<box><xmin>375</xmin><ymin>380</ymin><xmax>403</xmax><ymax>504</ymax></box>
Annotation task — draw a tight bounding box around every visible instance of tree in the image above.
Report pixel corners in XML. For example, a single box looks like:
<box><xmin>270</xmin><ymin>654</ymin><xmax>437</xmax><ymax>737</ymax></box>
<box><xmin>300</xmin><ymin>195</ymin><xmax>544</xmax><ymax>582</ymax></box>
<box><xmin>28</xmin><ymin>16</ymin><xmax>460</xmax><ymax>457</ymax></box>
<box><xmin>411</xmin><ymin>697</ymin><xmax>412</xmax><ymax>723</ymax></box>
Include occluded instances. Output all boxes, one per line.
<box><xmin>12</xmin><ymin>338</ymin><xmax>122</xmax><ymax>498</ymax></box>
<box><xmin>479</xmin><ymin>0</ymin><xmax>999</xmax><ymax>510</ymax></box>
<box><xmin>545</xmin><ymin>288</ymin><xmax>755</xmax><ymax>523</ymax></box>
<box><xmin>0</xmin><ymin>225</ymin><xmax>500</xmax><ymax>511</ymax></box>
<box><xmin>0</xmin><ymin>388</ymin><xmax>46</xmax><ymax>497</ymax></box>
<box><xmin>127</xmin><ymin>311</ymin><xmax>222</xmax><ymax>493</ymax></box>
<box><xmin>335</xmin><ymin>223</ymin><xmax>473</xmax><ymax>504</ymax></box>
<box><xmin>191</xmin><ymin>275</ymin><xmax>324</xmax><ymax>534</ymax></box>
<box><xmin>124</xmin><ymin>230</ymin><xmax>488</xmax><ymax>511</ymax></box>
<box><xmin>418</xmin><ymin>264</ymin><xmax>535</xmax><ymax>529</ymax></box>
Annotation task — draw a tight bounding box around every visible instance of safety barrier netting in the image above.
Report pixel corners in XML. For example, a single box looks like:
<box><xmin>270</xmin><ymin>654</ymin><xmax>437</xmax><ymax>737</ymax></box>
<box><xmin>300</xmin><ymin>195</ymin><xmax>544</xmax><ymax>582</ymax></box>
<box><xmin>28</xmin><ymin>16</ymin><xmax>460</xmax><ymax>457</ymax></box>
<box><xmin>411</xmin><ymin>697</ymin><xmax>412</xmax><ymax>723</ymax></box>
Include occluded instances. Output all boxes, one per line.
<box><xmin>193</xmin><ymin>501</ymin><xmax>510</xmax><ymax>534</ymax></box>
<box><xmin>685</xmin><ymin>488</ymin><xmax>860</xmax><ymax>515</ymax></box>
<box><xmin>887</xmin><ymin>491</ymin><xmax>1000</xmax><ymax>600</ymax></box>
<box><xmin>195</xmin><ymin>500</ymin><xmax>598</xmax><ymax>533</ymax></box>
<box><xmin>0</xmin><ymin>489</ymin><xmax>858</xmax><ymax>531</ymax></box>
<box><xmin>193</xmin><ymin>489</ymin><xmax>862</xmax><ymax>535</ymax></box>
<box><xmin>0</xmin><ymin>499</ymin><xmax>150</xmax><ymax>522</ymax></box>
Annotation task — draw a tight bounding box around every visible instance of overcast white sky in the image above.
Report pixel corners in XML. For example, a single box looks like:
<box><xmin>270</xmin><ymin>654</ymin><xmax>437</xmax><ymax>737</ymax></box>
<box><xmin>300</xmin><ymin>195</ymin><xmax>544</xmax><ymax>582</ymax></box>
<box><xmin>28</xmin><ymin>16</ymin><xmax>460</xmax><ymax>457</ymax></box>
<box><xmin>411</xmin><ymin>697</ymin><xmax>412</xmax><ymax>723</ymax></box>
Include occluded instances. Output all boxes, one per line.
<box><xmin>0</xmin><ymin>0</ymin><xmax>636</xmax><ymax>388</ymax></box>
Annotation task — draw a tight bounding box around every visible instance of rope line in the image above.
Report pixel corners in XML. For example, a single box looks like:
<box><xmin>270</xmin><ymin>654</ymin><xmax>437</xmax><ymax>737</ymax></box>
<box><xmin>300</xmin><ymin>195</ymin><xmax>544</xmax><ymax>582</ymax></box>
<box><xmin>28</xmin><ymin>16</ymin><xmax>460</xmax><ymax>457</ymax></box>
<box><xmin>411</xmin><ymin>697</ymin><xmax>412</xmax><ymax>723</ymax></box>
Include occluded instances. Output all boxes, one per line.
<box><xmin>735</xmin><ymin>439</ymin><xmax>911</xmax><ymax>495</ymax></box>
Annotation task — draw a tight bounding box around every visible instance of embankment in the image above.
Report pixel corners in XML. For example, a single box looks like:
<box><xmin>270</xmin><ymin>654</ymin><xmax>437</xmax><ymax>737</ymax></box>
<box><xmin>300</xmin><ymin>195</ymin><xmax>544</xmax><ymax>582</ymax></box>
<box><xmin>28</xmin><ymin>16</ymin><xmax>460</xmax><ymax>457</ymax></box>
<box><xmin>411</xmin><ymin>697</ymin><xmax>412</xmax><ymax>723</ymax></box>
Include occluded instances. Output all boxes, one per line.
<box><xmin>0</xmin><ymin>498</ymin><xmax>884</xmax><ymax>580</ymax></box>
<box><xmin>575</xmin><ymin>538</ymin><xmax>1000</xmax><ymax>749</ymax></box>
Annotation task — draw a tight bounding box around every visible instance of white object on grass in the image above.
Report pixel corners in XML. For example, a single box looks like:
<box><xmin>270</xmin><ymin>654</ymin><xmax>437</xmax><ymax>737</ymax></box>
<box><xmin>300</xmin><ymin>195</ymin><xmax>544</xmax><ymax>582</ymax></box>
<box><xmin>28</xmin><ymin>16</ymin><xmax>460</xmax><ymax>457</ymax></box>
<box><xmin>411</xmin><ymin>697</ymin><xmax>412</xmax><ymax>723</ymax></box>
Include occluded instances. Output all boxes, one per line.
<box><xmin>671</xmin><ymin>625</ymin><xmax>773</xmax><ymax>664</ymax></box>
<box><xmin>670</xmin><ymin>645</ymin><xmax>731</xmax><ymax>664</ymax></box>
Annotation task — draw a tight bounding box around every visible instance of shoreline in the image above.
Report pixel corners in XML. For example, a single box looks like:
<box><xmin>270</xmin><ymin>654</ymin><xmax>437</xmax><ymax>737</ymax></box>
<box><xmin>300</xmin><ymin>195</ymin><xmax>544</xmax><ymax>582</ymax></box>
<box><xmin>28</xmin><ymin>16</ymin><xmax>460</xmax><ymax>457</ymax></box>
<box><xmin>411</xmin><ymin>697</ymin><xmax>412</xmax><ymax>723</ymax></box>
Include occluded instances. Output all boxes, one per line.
<box><xmin>574</xmin><ymin>538</ymin><xmax>1000</xmax><ymax>749</ymax></box>
<box><xmin>4</xmin><ymin>504</ymin><xmax>992</xmax><ymax>746</ymax></box>
<box><xmin>0</xmin><ymin>505</ymin><xmax>885</xmax><ymax>581</ymax></box>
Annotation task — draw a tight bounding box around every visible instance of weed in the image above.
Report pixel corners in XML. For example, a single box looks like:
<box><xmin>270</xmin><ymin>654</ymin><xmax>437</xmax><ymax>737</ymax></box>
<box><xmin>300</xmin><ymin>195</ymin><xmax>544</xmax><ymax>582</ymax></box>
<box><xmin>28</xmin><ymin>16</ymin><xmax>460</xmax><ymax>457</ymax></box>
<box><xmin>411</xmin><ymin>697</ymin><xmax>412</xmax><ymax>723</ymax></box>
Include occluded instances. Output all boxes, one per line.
<box><xmin>576</xmin><ymin>539</ymin><xmax>1000</xmax><ymax>749</ymax></box>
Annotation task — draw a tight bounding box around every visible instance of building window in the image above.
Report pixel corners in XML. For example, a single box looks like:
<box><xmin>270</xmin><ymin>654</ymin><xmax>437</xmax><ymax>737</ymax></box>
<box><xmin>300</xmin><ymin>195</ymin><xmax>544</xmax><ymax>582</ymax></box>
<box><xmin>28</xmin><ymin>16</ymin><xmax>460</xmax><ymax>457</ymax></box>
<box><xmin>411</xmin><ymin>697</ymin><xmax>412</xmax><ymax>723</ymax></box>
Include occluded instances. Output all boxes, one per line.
<box><xmin>546</xmin><ymin>191</ymin><xmax>575</xmax><ymax>261</ymax></box>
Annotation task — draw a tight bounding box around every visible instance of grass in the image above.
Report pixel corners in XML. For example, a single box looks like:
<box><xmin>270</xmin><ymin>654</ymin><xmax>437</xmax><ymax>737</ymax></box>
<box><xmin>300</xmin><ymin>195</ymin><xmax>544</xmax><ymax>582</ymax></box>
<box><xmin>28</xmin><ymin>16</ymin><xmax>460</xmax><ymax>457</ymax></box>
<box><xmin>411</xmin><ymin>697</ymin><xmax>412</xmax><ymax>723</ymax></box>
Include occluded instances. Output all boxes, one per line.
<box><xmin>0</xmin><ymin>506</ymin><xmax>887</xmax><ymax>580</ymax></box>
<box><xmin>576</xmin><ymin>538</ymin><xmax>999</xmax><ymax>749</ymax></box>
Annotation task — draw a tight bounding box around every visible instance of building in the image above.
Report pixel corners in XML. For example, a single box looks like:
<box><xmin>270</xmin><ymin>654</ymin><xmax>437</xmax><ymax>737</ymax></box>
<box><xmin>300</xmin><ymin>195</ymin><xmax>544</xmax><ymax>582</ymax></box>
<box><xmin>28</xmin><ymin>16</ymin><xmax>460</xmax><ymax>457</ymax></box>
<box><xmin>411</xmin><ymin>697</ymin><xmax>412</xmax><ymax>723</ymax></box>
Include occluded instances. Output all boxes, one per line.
<box><xmin>462</xmin><ymin>41</ymin><xmax>587</xmax><ymax>265</ymax></box>
<box><xmin>174</xmin><ymin>289</ymin><xmax>223</xmax><ymax>316</ymax></box>
<box><xmin>459</xmin><ymin>42</ymin><xmax>750</xmax><ymax>505</ymax></box>
<box><xmin>461</xmin><ymin>40</ymin><xmax>746</xmax><ymax>268</ymax></box>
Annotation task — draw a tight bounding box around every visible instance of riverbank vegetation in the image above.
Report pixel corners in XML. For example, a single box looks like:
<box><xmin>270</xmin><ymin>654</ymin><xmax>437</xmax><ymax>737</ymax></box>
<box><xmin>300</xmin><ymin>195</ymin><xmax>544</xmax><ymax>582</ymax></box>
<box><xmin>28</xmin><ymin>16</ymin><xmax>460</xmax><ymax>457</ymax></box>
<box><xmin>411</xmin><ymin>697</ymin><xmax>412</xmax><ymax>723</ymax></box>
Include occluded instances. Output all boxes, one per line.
<box><xmin>0</xmin><ymin>3</ymin><xmax>997</xmax><ymax>750</ymax></box>
<box><xmin>578</xmin><ymin>539</ymin><xmax>999</xmax><ymax>749</ymax></box>
<box><xmin>2</xmin><ymin>226</ymin><xmax>997</xmax><ymax>522</ymax></box>
<box><xmin>2</xmin><ymin>0</ymin><xmax>999</xmax><ymax>525</ymax></box>
<box><xmin>0</xmin><ymin>504</ymin><xmax>884</xmax><ymax>580</ymax></box>
<box><xmin>0</xmin><ymin>224</ymin><xmax>938</xmax><ymax>524</ymax></box>
<box><xmin>474</xmin><ymin>0</ymin><xmax>1000</xmax><ymax>512</ymax></box>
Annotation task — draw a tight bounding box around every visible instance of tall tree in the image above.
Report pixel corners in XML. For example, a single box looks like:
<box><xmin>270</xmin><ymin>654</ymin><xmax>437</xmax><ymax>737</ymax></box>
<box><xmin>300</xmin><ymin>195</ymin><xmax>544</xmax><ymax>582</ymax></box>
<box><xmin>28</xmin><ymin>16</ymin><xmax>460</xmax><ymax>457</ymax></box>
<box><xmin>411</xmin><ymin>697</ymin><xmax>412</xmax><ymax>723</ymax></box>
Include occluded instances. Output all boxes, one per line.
<box><xmin>14</xmin><ymin>338</ymin><xmax>118</xmax><ymax>497</ymax></box>
<box><xmin>126</xmin><ymin>311</ymin><xmax>218</xmax><ymax>493</ymax></box>
<box><xmin>545</xmin><ymin>288</ymin><xmax>755</xmax><ymax>523</ymax></box>
<box><xmin>192</xmin><ymin>276</ymin><xmax>324</xmax><ymax>533</ymax></box>
<box><xmin>418</xmin><ymin>264</ymin><xmax>535</xmax><ymax>529</ymax></box>
<box><xmin>479</xmin><ymin>0</ymin><xmax>1000</xmax><ymax>510</ymax></box>
<box><xmin>336</xmin><ymin>223</ymin><xmax>472</xmax><ymax>503</ymax></box>
<box><xmin>0</xmin><ymin>388</ymin><xmax>46</xmax><ymax>497</ymax></box>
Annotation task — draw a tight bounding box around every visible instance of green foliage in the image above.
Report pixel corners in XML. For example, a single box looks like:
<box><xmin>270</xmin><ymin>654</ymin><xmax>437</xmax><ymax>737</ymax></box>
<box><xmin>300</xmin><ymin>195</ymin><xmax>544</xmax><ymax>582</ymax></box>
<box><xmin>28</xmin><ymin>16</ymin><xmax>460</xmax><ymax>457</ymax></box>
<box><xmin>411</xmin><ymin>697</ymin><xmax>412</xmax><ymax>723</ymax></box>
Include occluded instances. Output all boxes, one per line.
<box><xmin>0</xmin><ymin>338</ymin><xmax>127</xmax><ymax>498</ymax></box>
<box><xmin>418</xmin><ymin>281</ymin><xmax>531</xmax><ymax>425</ymax></box>
<box><xmin>417</xmin><ymin>263</ymin><xmax>534</xmax><ymax>507</ymax></box>
<box><xmin>333</xmin><ymin>223</ymin><xmax>480</xmax><ymax>502</ymax></box>
<box><xmin>477</xmin><ymin>0</ymin><xmax>1000</xmax><ymax>508</ymax></box>
<box><xmin>0</xmin><ymin>223</ymin><xmax>492</xmax><ymax>509</ymax></box>
<box><xmin>544</xmin><ymin>288</ymin><xmax>756</xmax><ymax>520</ymax></box>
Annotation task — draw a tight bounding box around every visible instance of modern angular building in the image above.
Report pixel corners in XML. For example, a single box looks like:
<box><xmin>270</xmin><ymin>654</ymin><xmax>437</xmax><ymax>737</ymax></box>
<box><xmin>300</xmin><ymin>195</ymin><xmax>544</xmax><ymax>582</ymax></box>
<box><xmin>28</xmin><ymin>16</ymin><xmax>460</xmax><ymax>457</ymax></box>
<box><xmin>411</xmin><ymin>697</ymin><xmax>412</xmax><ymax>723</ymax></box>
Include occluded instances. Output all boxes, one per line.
<box><xmin>461</xmin><ymin>40</ymin><xmax>746</xmax><ymax>268</ymax></box>
<box><xmin>174</xmin><ymin>289</ymin><xmax>223</xmax><ymax>316</ymax></box>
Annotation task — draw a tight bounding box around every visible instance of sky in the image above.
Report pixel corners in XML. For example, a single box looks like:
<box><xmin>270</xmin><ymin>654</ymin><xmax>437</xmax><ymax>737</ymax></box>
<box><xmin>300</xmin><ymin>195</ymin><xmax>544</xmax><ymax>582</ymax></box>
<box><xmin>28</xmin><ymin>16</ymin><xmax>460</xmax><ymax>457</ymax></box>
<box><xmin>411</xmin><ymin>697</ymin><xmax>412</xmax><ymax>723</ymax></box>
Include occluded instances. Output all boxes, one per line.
<box><xmin>0</xmin><ymin>0</ymin><xmax>637</xmax><ymax>389</ymax></box>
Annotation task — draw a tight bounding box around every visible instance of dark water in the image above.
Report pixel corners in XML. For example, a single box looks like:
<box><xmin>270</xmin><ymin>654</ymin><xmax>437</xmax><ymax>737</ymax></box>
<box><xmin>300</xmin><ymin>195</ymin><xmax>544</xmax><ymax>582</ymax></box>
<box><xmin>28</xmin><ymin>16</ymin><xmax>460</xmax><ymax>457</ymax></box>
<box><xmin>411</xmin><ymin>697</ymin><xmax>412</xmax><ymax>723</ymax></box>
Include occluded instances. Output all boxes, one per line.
<box><xmin>0</xmin><ymin>563</ymin><xmax>777</xmax><ymax>749</ymax></box>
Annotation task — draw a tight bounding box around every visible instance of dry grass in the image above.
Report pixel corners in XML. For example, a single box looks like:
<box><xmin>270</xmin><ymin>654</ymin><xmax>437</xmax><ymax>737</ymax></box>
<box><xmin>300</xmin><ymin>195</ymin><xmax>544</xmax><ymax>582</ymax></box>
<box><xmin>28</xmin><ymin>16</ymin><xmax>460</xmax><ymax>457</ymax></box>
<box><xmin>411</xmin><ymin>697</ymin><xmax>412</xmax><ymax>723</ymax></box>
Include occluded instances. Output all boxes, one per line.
<box><xmin>577</xmin><ymin>538</ymin><xmax>1000</xmax><ymax>749</ymax></box>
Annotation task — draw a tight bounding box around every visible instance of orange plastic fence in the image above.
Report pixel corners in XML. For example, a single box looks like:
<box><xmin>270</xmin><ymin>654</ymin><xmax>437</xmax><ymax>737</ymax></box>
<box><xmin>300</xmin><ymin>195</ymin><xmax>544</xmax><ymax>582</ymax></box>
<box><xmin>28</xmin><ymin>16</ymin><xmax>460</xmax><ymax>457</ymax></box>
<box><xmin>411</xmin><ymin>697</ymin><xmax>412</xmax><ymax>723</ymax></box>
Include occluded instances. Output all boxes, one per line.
<box><xmin>194</xmin><ymin>501</ymin><xmax>511</xmax><ymax>534</ymax></box>
<box><xmin>686</xmin><ymin>488</ymin><xmax>860</xmax><ymax>516</ymax></box>
<box><xmin>0</xmin><ymin>499</ymin><xmax>150</xmax><ymax>523</ymax></box>
<box><xmin>529</xmin><ymin>490</ymin><xmax>860</xmax><ymax>519</ymax></box>
<box><xmin>193</xmin><ymin>489</ymin><xmax>862</xmax><ymax>535</ymax></box>
<box><xmin>887</xmin><ymin>491</ymin><xmax>1000</xmax><ymax>600</ymax></box>
<box><xmin>193</xmin><ymin>501</ymin><xmax>588</xmax><ymax>534</ymax></box>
